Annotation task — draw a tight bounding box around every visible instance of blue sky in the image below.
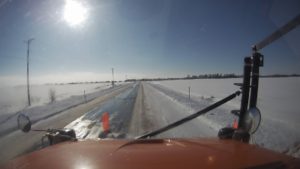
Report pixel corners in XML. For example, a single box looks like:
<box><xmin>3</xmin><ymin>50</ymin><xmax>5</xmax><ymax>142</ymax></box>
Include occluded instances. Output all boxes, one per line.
<box><xmin>0</xmin><ymin>0</ymin><xmax>299</xmax><ymax>85</ymax></box>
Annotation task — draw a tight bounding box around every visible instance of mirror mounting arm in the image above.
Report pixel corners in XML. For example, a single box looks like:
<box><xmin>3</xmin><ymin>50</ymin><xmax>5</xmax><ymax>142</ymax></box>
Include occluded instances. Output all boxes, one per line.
<box><xmin>249</xmin><ymin>50</ymin><xmax>264</xmax><ymax>108</ymax></box>
<box><xmin>238</xmin><ymin>48</ymin><xmax>264</xmax><ymax>132</ymax></box>
<box><xmin>238</xmin><ymin>57</ymin><xmax>252</xmax><ymax>130</ymax></box>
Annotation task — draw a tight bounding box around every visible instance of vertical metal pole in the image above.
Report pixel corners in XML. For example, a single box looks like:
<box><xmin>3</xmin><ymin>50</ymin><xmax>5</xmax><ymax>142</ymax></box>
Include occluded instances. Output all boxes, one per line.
<box><xmin>26</xmin><ymin>42</ymin><xmax>31</xmax><ymax>106</ymax></box>
<box><xmin>25</xmin><ymin>39</ymin><xmax>34</xmax><ymax>106</ymax></box>
<box><xmin>188</xmin><ymin>86</ymin><xmax>191</xmax><ymax>100</ymax></box>
<box><xmin>112</xmin><ymin>68</ymin><xmax>114</xmax><ymax>87</ymax></box>
<box><xmin>238</xmin><ymin>57</ymin><xmax>252</xmax><ymax>129</ymax></box>
<box><xmin>84</xmin><ymin>90</ymin><xmax>87</xmax><ymax>103</ymax></box>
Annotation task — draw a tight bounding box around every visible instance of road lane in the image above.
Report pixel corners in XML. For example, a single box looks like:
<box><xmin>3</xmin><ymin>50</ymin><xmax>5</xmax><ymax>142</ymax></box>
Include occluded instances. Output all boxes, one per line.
<box><xmin>65</xmin><ymin>83</ymin><xmax>139</xmax><ymax>139</ymax></box>
<box><xmin>130</xmin><ymin>82</ymin><xmax>217</xmax><ymax>138</ymax></box>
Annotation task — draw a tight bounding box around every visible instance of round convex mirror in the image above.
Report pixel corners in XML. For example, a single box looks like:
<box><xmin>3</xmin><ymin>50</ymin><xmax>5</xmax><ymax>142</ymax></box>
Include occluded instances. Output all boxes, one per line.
<box><xmin>17</xmin><ymin>114</ymin><xmax>32</xmax><ymax>133</ymax></box>
<box><xmin>41</xmin><ymin>135</ymin><xmax>51</xmax><ymax>147</ymax></box>
<box><xmin>243</xmin><ymin>107</ymin><xmax>261</xmax><ymax>134</ymax></box>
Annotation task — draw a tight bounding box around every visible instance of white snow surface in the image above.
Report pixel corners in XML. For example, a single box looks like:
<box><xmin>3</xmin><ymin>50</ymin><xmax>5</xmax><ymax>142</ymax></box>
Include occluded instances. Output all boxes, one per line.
<box><xmin>150</xmin><ymin>77</ymin><xmax>300</xmax><ymax>157</ymax></box>
<box><xmin>0</xmin><ymin>83</ymin><xmax>112</xmax><ymax>117</ymax></box>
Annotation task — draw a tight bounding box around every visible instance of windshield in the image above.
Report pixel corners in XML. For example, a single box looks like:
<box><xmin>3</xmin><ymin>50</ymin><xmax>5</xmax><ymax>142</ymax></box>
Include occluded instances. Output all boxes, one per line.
<box><xmin>0</xmin><ymin>0</ymin><xmax>299</xmax><ymax>163</ymax></box>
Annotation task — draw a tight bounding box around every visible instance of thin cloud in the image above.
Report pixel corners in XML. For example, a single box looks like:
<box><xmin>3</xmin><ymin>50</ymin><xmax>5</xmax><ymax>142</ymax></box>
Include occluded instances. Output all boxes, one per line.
<box><xmin>0</xmin><ymin>0</ymin><xmax>12</xmax><ymax>9</ymax></box>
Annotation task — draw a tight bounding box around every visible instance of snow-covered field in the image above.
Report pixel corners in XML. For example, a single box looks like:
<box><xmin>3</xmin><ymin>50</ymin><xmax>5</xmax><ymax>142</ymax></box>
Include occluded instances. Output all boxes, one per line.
<box><xmin>0</xmin><ymin>82</ymin><xmax>110</xmax><ymax>124</ymax></box>
<box><xmin>0</xmin><ymin>83</ymin><xmax>112</xmax><ymax>117</ymax></box>
<box><xmin>150</xmin><ymin>77</ymin><xmax>300</xmax><ymax>157</ymax></box>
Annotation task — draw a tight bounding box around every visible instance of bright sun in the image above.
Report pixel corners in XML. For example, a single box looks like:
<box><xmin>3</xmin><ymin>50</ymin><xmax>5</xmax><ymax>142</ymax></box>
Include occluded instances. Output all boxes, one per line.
<box><xmin>63</xmin><ymin>0</ymin><xmax>88</xmax><ymax>27</ymax></box>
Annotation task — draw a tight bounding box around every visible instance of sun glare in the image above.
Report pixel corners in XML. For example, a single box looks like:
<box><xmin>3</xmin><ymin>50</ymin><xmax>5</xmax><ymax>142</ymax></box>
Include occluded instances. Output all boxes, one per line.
<box><xmin>63</xmin><ymin>0</ymin><xmax>88</xmax><ymax>27</ymax></box>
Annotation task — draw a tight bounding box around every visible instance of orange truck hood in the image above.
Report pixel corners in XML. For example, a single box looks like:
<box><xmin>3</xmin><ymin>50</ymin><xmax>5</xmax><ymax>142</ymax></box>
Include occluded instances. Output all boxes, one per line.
<box><xmin>1</xmin><ymin>138</ymin><xmax>299</xmax><ymax>169</ymax></box>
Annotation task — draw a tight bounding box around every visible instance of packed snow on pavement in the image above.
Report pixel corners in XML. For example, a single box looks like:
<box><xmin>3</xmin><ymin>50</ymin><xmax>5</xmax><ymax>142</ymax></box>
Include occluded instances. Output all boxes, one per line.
<box><xmin>65</xmin><ymin>83</ymin><xmax>139</xmax><ymax>139</ymax></box>
<box><xmin>138</xmin><ymin>82</ymin><xmax>218</xmax><ymax>138</ymax></box>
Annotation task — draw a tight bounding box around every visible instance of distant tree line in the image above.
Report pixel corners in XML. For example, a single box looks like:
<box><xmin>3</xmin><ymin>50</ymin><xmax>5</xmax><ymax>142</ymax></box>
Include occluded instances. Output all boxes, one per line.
<box><xmin>125</xmin><ymin>73</ymin><xmax>241</xmax><ymax>82</ymax></box>
<box><xmin>186</xmin><ymin>73</ymin><xmax>240</xmax><ymax>79</ymax></box>
<box><xmin>125</xmin><ymin>73</ymin><xmax>300</xmax><ymax>82</ymax></box>
<box><xmin>44</xmin><ymin>73</ymin><xmax>300</xmax><ymax>84</ymax></box>
<box><xmin>45</xmin><ymin>80</ymin><xmax>122</xmax><ymax>86</ymax></box>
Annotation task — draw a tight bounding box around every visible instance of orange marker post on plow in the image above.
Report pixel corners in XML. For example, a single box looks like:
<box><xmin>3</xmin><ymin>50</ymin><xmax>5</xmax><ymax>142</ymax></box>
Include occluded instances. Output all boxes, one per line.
<box><xmin>101</xmin><ymin>112</ymin><xmax>110</xmax><ymax>133</ymax></box>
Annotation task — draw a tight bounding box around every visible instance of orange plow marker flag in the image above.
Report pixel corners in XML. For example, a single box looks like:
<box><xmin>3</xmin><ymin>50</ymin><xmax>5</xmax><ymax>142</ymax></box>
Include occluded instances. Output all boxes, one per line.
<box><xmin>101</xmin><ymin>112</ymin><xmax>110</xmax><ymax>133</ymax></box>
<box><xmin>233</xmin><ymin>119</ymin><xmax>238</xmax><ymax>129</ymax></box>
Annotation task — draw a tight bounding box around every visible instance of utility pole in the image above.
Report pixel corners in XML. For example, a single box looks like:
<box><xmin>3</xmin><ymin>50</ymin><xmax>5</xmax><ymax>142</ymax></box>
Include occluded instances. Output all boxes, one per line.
<box><xmin>25</xmin><ymin>38</ymin><xmax>34</xmax><ymax>106</ymax></box>
<box><xmin>111</xmin><ymin>68</ymin><xmax>114</xmax><ymax>87</ymax></box>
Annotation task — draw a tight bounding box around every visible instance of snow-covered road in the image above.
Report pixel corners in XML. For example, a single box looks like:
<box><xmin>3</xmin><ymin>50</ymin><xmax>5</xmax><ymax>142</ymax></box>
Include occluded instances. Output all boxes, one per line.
<box><xmin>0</xmin><ymin>81</ymin><xmax>220</xmax><ymax>164</ymax></box>
<box><xmin>1</xmin><ymin>79</ymin><xmax>299</xmax><ymax>164</ymax></box>
<box><xmin>129</xmin><ymin>82</ymin><xmax>217</xmax><ymax>138</ymax></box>
<box><xmin>66</xmin><ymin>83</ymin><xmax>139</xmax><ymax>139</ymax></box>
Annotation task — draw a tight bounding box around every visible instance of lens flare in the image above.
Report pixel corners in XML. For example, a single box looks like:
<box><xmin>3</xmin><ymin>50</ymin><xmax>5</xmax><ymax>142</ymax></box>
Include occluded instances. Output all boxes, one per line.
<box><xmin>63</xmin><ymin>0</ymin><xmax>88</xmax><ymax>27</ymax></box>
